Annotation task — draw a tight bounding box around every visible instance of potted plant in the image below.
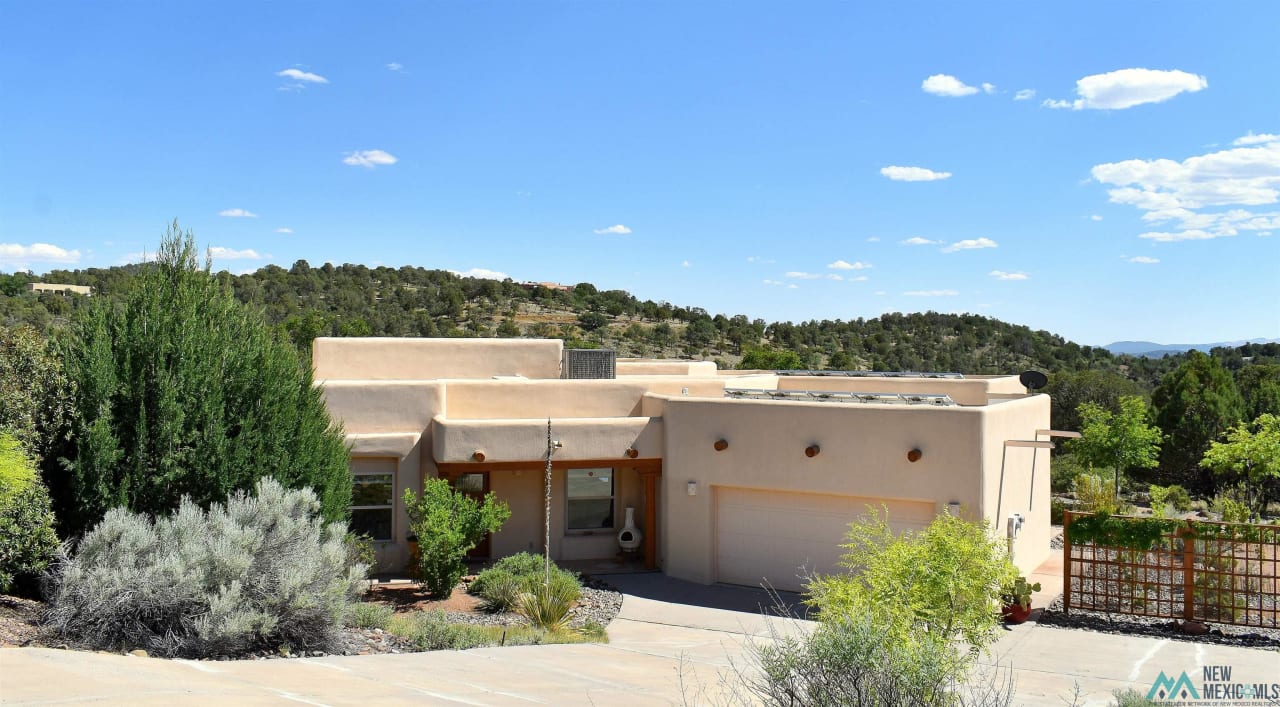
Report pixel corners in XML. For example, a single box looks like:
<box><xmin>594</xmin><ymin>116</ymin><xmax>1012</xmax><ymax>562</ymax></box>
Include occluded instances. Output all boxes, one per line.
<box><xmin>1000</xmin><ymin>576</ymin><xmax>1041</xmax><ymax>624</ymax></box>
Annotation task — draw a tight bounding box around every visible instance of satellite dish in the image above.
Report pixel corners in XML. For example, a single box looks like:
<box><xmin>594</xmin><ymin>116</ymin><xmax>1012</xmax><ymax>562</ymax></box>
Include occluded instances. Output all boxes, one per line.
<box><xmin>1019</xmin><ymin>370</ymin><xmax>1048</xmax><ymax>391</ymax></box>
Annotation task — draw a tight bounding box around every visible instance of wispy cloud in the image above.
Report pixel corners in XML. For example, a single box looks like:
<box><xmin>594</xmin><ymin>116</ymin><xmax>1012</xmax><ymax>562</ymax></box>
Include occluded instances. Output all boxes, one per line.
<box><xmin>1128</xmin><ymin>256</ymin><xmax>1160</xmax><ymax>264</ymax></box>
<box><xmin>904</xmin><ymin>289</ymin><xmax>959</xmax><ymax>297</ymax></box>
<box><xmin>849</xmin><ymin>275</ymin><xmax>869</xmax><ymax>282</ymax></box>
<box><xmin>981</xmin><ymin>82</ymin><xmax>996</xmax><ymax>95</ymax></box>
<box><xmin>901</xmin><ymin>236</ymin><xmax>941</xmax><ymax>246</ymax></box>
<box><xmin>763</xmin><ymin>279</ymin><xmax>784</xmax><ymax>286</ymax></box>
<box><xmin>277</xmin><ymin>68</ymin><xmax>328</xmax><ymax>84</ymax></box>
<box><xmin>1091</xmin><ymin>139</ymin><xmax>1280</xmax><ymax>242</ymax></box>
<box><xmin>942</xmin><ymin>237</ymin><xmax>998</xmax><ymax>252</ymax></box>
<box><xmin>1233</xmin><ymin>132</ymin><xmax>1279</xmax><ymax>146</ymax></box>
<box><xmin>865</xmin><ymin>236</ymin><xmax>881</xmax><ymax>242</ymax></box>
<box><xmin>989</xmin><ymin>270</ymin><xmax>1029</xmax><ymax>281</ymax></box>
<box><xmin>275</xmin><ymin>227</ymin><xmax>293</xmax><ymax>234</ymax></box>
<box><xmin>827</xmin><ymin>260</ymin><xmax>872</xmax><ymax>270</ymax></box>
<box><xmin>218</xmin><ymin>208</ymin><xmax>258</xmax><ymax>218</ymax></box>
<box><xmin>594</xmin><ymin>224</ymin><xmax>632</xmax><ymax>235</ymax></box>
<box><xmin>386</xmin><ymin>62</ymin><xmax>404</xmax><ymax>72</ymax></box>
<box><xmin>827</xmin><ymin>274</ymin><xmax>844</xmax><ymax>281</ymax></box>
<box><xmin>682</xmin><ymin>260</ymin><xmax>692</xmax><ymax>268</ymax></box>
<box><xmin>921</xmin><ymin>74</ymin><xmax>979</xmax><ymax>97</ymax></box>
<box><xmin>784</xmin><ymin>271</ymin><xmax>823</xmax><ymax>280</ymax></box>
<box><xmin>1014</xmin><ymin>88</ymin><xmax>1036</xmax><ymax>101</ymax></box>
<box><xmin>1043</xmin><ymin>68</ymin><xmax>1207</xmax><ymax>110</ymax></box>
<box><xmin>342</xmin><ymin>149</ymin><xmax>398</xmax><ymax>168</ymax></box>
<box><xmin>1090</xmin><ymin>215</ymin><xmax>1103</xmax><ymax>221</ymax></box>
<box><xmin>0</xmin><ymin>242</ymin><xmax>82</xmax><ymax>265</ymax></box>
<box><xmin>208</xmin><ymin>247</ymin><xmax>265</xmax><ymax>260</ymax></box>
<box><xmin>747</xmin><ymin>255</ymin><xmax>776</xmax><ymax>264</ymax></box>
<box><xmin>880</xmin><ymin>165</ymin><xmax>952</xmax><ymax>182</ymax></box>
<box><xmin>451</xmin><ymin>268</ymin><xmax>509</xmax><ymax>280</ymax></box>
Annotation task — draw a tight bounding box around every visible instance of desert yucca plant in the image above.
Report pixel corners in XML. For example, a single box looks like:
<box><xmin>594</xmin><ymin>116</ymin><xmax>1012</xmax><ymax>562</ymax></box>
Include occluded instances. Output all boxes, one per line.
<box><xmin>515</xmin><ymin>581</ymin><xmax>579</xmax><ymax>631</ymax></box>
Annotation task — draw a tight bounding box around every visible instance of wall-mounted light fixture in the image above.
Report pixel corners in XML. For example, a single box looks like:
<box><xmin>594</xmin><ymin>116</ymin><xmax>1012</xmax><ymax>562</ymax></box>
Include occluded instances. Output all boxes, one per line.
<box><xmin>553</xmin><ymin>440</ymin><xmax>563</xmax><ymax>449</ymax></box>
<box><xmin>947</xmin><ymin>501</ymin><xmax>961</xmax><ymax>517</ymax></box>
<box><xmin>805</xmin><ymin>444</ymin><xmax>821</xmax><ymax>458</ymax></box>
<box><xmin>472</xmin><ymin>450</ymin><xmax>486</xmax><ymax>462</ymax></box>
<box><xmin>687</xmin><ymin>481</ymin><xmax>698</xmax><ymax>496</ymax></box>
<box><xmin>907</xmin><ymin>448</ymin><xmax>923</xmax><ymax>463</ymax></box>
<box><xmin>714</xmin><ymin>439</ymin><xmax>729</xmax><ymax>451</ymax></box>
<box><xmin>625</xmin><ymin>447</ymin><xmax>639</xmax><ymax>458</ymax></box>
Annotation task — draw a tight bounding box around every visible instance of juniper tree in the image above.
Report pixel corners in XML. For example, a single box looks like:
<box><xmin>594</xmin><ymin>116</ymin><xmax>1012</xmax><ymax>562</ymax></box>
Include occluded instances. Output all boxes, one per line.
<box><xmin>55</xmin><ymin>222</ymin><xmax>350</xmax><ymax>535</ymax></box>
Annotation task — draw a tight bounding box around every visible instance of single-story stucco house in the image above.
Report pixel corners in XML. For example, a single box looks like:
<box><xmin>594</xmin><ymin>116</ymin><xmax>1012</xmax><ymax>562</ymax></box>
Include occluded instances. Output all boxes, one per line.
<box><xmin>315</xmin><ymin>337</ymin><xmax>1056</xmax><ymax>591</ymax></box>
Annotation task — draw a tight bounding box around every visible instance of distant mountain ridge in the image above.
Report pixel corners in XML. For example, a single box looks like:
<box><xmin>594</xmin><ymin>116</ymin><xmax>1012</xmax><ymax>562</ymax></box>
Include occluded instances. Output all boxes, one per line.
<box><xmin>1105</xmin><ymin>338</ymin><xmax>1280</xmax><ymax>358</ymax></box>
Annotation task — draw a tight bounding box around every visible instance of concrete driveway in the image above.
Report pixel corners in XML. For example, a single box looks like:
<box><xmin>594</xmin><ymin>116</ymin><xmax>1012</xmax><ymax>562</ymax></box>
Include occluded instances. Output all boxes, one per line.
<box><xmin>2</xmin><ymin>576</ymin><xmax>1277</xmax><ymax>706</ymax></box>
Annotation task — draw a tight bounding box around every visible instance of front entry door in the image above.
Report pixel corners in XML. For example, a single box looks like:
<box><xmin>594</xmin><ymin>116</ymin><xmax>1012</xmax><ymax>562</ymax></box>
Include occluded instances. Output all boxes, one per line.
<box><xmin>452</xmin><ymin>472</ymin><xmax>492</xmax><ymax>558</ymax></box>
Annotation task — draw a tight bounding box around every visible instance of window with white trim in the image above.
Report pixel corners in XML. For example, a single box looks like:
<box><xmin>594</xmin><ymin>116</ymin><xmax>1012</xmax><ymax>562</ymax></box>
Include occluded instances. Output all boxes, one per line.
<box><xmin>567</xmin><ymin>467</ymin><xmax>614</xmax><ymax>530</ymax></box>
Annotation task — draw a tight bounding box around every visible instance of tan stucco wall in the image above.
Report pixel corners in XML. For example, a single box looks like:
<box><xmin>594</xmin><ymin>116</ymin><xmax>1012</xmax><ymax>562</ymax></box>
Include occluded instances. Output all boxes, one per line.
<box><xmin>313</xmin><ymin>337</ymin><xmax>563</xmax><ymax>381</ymax></box>
<box><xmin>617</xmin><ymin>360</ymin><xmax>719</xmax><ymax>376</ymax></box>
<box><xmin>658</xmin><ymin>396</ymin><xmax>987</xmax><ymax>584</ymax></box>
<box><xmin>319</xmin><ymin>381</ymin><xmax>444</xmax><ymax>434</ymax></box>
<box><xmin>432</xmin><ymin>416</ymin><xmax>663</xmax><ymax>463</ymax></box>
<box><xmin>978</xmin><ymin>394</ymin><xmax>1053</xmax><ymax>575</ymax></box>
<box><xmin>442</xmin><ymin>378</ymin><xmax>724</xmax><ymax>419</ymax></box>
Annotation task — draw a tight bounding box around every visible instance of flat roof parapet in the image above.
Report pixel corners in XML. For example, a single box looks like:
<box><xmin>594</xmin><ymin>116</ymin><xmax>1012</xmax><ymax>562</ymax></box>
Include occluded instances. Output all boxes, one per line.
<box><xmin>724</xmin><ymin>388</ymin><xmax>958</xmax><ymax>406</ymax></box>
<box><xmin>773</xmin><ymin>370</ymin><xmax>964</xmax><ymax>379</ymax></box>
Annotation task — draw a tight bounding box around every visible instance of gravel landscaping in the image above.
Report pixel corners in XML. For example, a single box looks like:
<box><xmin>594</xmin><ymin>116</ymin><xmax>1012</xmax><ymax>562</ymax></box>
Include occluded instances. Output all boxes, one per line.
<box><xmin>1035</xmin><ymin>593</ymin><xmax>1280</xmax><ymax>650</ymax></box>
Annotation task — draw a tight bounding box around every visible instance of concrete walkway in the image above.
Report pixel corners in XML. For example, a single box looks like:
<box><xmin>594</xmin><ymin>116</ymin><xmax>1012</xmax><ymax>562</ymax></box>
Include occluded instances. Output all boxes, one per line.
<box><xmin>2</xmin><ymin>577</ymin><xmax>1277</xmax><ymax>706</ymax></box>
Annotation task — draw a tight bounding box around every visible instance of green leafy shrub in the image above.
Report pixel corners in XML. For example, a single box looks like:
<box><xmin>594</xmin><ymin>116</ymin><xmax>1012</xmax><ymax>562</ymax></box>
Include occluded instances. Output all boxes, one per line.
<box><xmin>1050</xmin><ymin>497</ymin><xmax>1068</xmax><ymax>526</ymax></box>
<box><xmin>344</xmin><ymin>532</ymin><xmax>377</xmax><ymax>578</ymax></box>
<box><xmin>1212</xmin><ymin>493</ymin><xmax>1251</xmax><ymax>523</ymax></box>
<box><xmin>1073</xmin><ymin>473</ymin><xmax>1128</xmax><ymax>515</ymax></box>
<box><xmin>42</xmin><ymin>478</ymin><xmax>367</xmax><ymax>657</ymax></box>
<box><xmin>347</xmin><ymin>602</ymin><xmax>394</xmax><ymax>630</ymax></box>
<box><xmin>0</xmin><ymin>434</ymin><xmax>59</xmax><ymax>594</ymax></box>
<box><xmin>404</xmin><ymin>478</ymin><xmax>510</xmax><ymax>598</ymax></box>
<box><xmin>806</xmin><ymin>508</ymin><xmax>1016</xmax><ymax>671</ymax></box>
<box><xmin>1050</xmin><ymin>452</ymin><xmax>1090</xmax><ymax>494</ymax></box>
<box><xmin>1148</xmin><ymin>484</ymin><xmax>1192</xmax><ymax>517</ymax></box>
<box><xmin>469</xmin><ymin>552</ymin><xmax>581</xmax><ymax>612</ymax></box>
<box><xmin>55</xmin><ymin>224</ymin><xmax>351</xmax><ymax>537</ymax></box>
<box><xmin>0</xmin><ymin>325</ymin><xmax>74</xmax><ymax>461</ymax></box>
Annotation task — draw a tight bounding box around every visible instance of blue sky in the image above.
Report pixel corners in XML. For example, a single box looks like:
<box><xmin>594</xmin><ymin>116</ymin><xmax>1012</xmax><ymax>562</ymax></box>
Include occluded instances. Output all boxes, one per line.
<box><xmin>2</xmin><ymin>2</ymin><xmax>1277</xmax><ymax>346</ymax></box>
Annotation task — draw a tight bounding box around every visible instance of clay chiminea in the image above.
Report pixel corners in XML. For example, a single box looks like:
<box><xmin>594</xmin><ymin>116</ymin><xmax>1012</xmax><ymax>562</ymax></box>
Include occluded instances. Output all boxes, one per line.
<box><xmin>618</xmin><ymin>507</ymin><xmax>643</xmax><ymax>554</ymax></box>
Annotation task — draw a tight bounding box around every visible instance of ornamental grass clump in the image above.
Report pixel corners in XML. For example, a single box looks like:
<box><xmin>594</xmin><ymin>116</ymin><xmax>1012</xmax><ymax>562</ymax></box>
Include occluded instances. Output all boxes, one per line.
<box><xmin>42</xmin><ymin>478</ymin><xmax>367</xmax><ymax>658</ymax></box>
<box><xmin>469</xmin><ymin>552</ymin><xmax>581</xmax><ymax>613</ymax></box>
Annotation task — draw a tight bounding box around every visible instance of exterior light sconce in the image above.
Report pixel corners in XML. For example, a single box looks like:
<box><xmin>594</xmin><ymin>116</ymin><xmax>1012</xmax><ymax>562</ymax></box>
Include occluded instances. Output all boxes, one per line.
<box><xmin>472</xmin><ymin>450</ymin><xmax>486</xmax><ymax>462</ymax></box>
<box><xmin>907</xmin><ymin>448</ymin><xmax>923</xmax><ymax>463</ymax></box>
<box><xmin>553</xmin><ymin>440</ymin><xmax>564</xmax><ymax>449</ymax></box>
<box><xmin>805</xmin><ymin>444</ymin><xmax>821</xmax><ymax>458</ymax></box>
<box><xmin>624</xmin><ymin>447</ymin><xmax>639</xmax><ymax>459</ymax></box>
<box><xmin>687</xmin><ymin>481</ymin><xmax>698</xmax><ymax>496</ymax></box>
<box><xmin>714</xmin><ymin>439</ymin><xmax>729</xmax><ymax>452</ymax></box>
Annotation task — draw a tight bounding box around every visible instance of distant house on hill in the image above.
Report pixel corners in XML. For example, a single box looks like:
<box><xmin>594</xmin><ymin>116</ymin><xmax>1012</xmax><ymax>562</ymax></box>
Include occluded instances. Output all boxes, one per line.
<box><xmin>520</xmin><ymin>281</ymin><xmax>574</xmax><ymax>292</ymax></box>
<box><xmin>26</xmin><ymin>283</ymin><xmax>92</xmax><ymax>296</ymax></box>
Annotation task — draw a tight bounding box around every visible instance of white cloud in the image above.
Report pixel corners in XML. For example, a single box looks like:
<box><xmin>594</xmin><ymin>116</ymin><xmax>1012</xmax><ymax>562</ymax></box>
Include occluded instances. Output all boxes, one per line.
<box><xmin>747</xmin><ymin>255</ymin><xmax>776</xmax><ymax>263</ymax></box>
<box><xmin>1091</xmin><ymin>139</ymin><xmax>1280</xmax><ymax>242</ymax></box>
<box><xmin>342</xmin><ymin>149</ymin><xmax>398</xmax><ymax>168</ymax></box>
<box><xmin>849</xmin><ymin>275</ymin><xmax>869</xmax><ymax>282</ymax></box>
<box><xmin>901</xmin><ymin>236</ymin><xmax>941</xmax><ymax>246</ymax></box>
<box><xmin>989</xmin><ymin>270</ymin><xmax>1029</xmax><ymax>280</ymax></box>
<box><xmin>827</xmin><ymin>260</ymin><xmax>871</xmax><ymax>270</ymax></box>
<box><xmin>208</xmin><ymin>247</ymin><xmax>265</xmax><ymax>260</ymax></box>
<box><xmin>0</xmin><ymin>242</ymin><xmax>81</xmax><ymax>265</ymax></box>
<box><xmin>787</xmin><ymin>284</ymin><xmax>798</xmax><ymax>289</ymax></box>
<box><xmin>218</xmin><ymin>208</ymin><xmax>258</xmax><ymax>218</ymax></box>
<box><xmin>880</xmin><ymin>165</ymin><xmax>952</xmax><ymax>182</ymax></box>
<box><xmin>784</xmin><ymin>271</ymin><xmax>823</xmax><ymax>280</ymax></box>
<box><xmin>921</xmin><ymin>74</ymin><xmax>979</xmax><ymax>97</ymax></box>
<box><xmin>1258</xmin><ymin>231</ymin><xmax>1272</xmax><ymax>237</ymax></box>
<box><xmin>276</xmin><ymin>68</ymin><xmax>328</xmax><ymax>84</ymax></box>
<box><xmin>762</xmin><ymin>279</ymin><xmax>783</xmax><ymax>286</ymax></box>
<box><xmin>386</xmin><ymin>62</ymin><xmax>404</xmax><ymax>72</ymax></box>
<box><xmin>827</xmin><ymin>274</ymin><xmax>844</xmax><ymax>281</ymax></box>
<box><xmin>942</xmin><ymin>237</ymin><xmax>998</xmax><ymax>252</ymax></box>
<box><xmin>982</xmin><ymin>82</ymin><xmax>996</xmax><ymax>95</ymax></box>
<box><xmin>1234</xmin><ymin>132</ymin><xmax>1279</xmax><ymax>146</ymax></box>
<box><xmin>682</xmin><ymin>260</ymin><xmax>692</xmax><ymax>268</ymax></box>
<box><xmin>1128</xmin><ymin>256</ymin><xmax>1160</xmax><ymax>263</ymax></box>
<box><xmin>275</xmin><ymin>227</ymin><xmax>293</xmax><ymax>234</ymax></box>
<box><xmin>1014</xmin><ymin>88</ymin><xmax>1036</xmax><ymax>101</ymax></box>
<box><xmin>451</xmin><ymin>268</ymin><xmax>510</xmax><ymax>280</ymax></box>
<box><xmin>1043</xmin><ymin>68</ymin><xmax>1207</xmax><ymax>111</ymax></box>
<box><xmin>904</xmin><ymin>289</ymin><xmax>959</xmax><ymax>297</ymax></box>
<box><xmin>594</xmin><ymin>224</ymin><xmax>632</xmax><ymax>235</ymax></box>
<box><xmin>865</xmin><ymin>236</ymin><xmax>881</xmax><ymax>242</ymax></box>
<box><xmin>118</xmin><ymin>251</ymin><xmax>153</xmax><ymax>265</ymax></box>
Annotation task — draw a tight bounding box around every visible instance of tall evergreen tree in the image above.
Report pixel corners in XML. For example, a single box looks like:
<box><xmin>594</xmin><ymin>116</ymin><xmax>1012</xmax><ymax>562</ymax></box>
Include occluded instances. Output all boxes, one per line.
<box><xmin>55</xmin><ymin>223</ymin><xmax>350</xmax><ymax>535</ymax></box>
<box><xmin>1151</xmin><ymin>351</ymin><xmax>1245</xmax><ymax>494</ymax></box>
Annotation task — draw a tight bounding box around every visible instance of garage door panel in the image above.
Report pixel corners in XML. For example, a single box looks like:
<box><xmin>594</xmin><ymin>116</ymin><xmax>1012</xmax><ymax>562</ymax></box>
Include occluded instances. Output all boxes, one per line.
<box><xmin>715</xmin><ymin>487</ymin><xmax>934</xmax><ymax>592</ymax></box>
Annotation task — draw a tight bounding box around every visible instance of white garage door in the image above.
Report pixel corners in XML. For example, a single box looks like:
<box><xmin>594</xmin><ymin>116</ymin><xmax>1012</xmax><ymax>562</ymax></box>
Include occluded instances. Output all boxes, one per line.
<box><xmin>715</xmin><ymin>487</ymin><xmax>936</xmax><ymax>592</ymax></box>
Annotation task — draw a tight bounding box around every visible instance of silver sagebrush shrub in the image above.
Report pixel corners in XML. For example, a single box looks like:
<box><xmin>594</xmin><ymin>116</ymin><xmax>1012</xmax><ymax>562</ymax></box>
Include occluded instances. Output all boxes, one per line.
<box><xmin>43</xmin><ymin>478</ymin><xmax>367</xmax><ymax>657</ymax></box>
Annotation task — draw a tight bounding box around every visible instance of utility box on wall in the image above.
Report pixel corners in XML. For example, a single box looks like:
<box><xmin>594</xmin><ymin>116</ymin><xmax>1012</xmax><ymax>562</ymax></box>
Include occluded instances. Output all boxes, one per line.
<box><xmin>561</xmin><ymin>349</ymin><xmax>616</xmax><ymax>379</ymax></box>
